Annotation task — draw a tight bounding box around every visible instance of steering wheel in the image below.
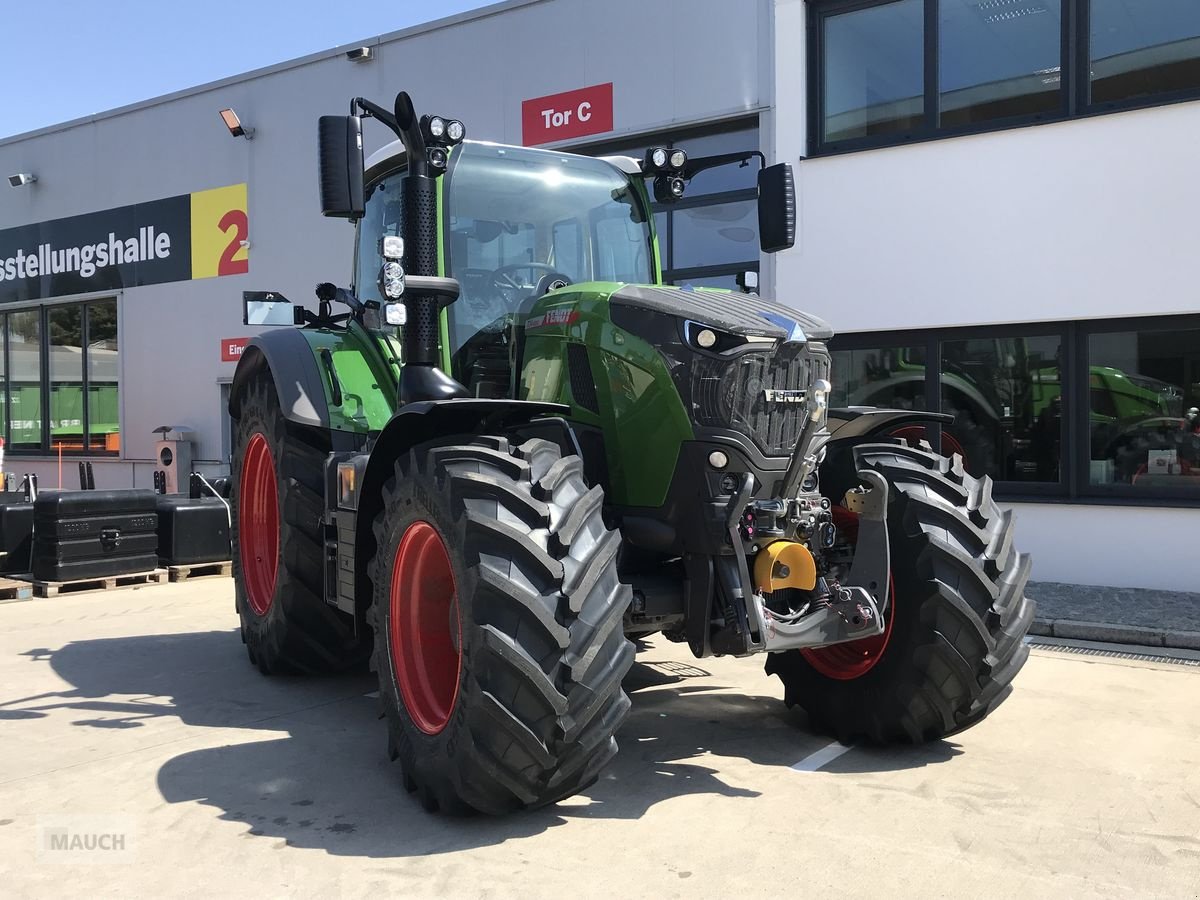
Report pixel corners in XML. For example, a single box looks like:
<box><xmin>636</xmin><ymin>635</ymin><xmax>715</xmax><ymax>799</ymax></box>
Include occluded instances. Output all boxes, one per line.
<box><xmin>491</xmin><ymin>263</ymin><xmax>562</xmax><ymax>304</ymax></box>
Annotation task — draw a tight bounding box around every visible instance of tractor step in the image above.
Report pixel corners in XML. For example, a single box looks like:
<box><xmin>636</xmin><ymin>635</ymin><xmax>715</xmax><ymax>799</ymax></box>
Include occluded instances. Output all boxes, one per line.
<box><xmin>31</xmin><ymin>568</ymin><xmax>169</xmax><ymax>598</ymax></box>
<box><xmin>167</xmin><ymin>560</ymin><xmax>232</xmax><ymax>583</ymax></box>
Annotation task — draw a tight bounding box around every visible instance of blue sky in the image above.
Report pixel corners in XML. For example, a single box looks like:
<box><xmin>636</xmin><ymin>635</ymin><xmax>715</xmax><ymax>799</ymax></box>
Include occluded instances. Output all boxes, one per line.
<box><xmin>0</xmin><ymin>0</ymin><xmax>495</xmax><ymax>139</ymax></box>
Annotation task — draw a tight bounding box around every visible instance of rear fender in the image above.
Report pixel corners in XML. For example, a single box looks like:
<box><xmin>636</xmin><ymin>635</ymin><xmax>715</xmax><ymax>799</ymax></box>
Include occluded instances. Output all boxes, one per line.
<box><xmin>229</xmin><ymin>332</ymin><xmax>330</xmax><ymax>428</ymax></box>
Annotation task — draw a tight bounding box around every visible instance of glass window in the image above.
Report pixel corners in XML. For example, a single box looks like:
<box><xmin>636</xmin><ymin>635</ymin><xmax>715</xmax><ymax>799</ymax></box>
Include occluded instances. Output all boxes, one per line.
<box><xmin>8</xmin><ymin>310</ymin><xmax>42</xmax><ymax>451</ymax></box>
<box><xmin>354</xmin><ymin>173</ymin><xmax>404</xmax><ymax>309</ymax></box>
<box><xmin>1087</xmin><ymin>327</ymin><xmax>1200</xmax><ymax>490</ymax></box>
<box><xmin>823</xmin><ymin>0</ymin><xmax>925</xmax><ymax>143</ymax></box>
<box><xmin>939</xmin><ymin>0</ymin><xmax>1063</xmax><ymax>127</ymax></box>
<box><xmin>675</xmin><ymin>128</ymin><xmax>760</xmax><ymax>194</ymax></box>
<box><xmin>88</xmin><ymin>300</ymin><xmax>119</xmax><ymax>453</ymax></box>
<box><xmin>671</xmin><ymin>274</ymin><xmax>743</xmax><ymax>291</ymax></box>
<box><xmin>671</xmin><ymin>200</ymin><xmax>759</xmax><ymax>270</ymax></box>
<box><xmin>49</xmin><ymin>306</ymin><xmax>84</xmax><ymax>451</ymax></box>
<box><xmin>1090</xmin><ymin>0</ymin><xmax>1200</xmax><ymax>104</ymax></box>
<box><xmin>831</xmin><ymin>345</ymin><xmax>930</xmax><ymax>410</ymax></box>
<box><xmin>940</xmin><ymin>335</ymin><xmax>1062</xmax><ymax>482</ymax></box>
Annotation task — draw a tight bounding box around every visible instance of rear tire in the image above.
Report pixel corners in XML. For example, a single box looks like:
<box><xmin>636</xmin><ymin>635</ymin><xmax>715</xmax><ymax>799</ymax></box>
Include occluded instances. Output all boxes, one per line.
<box><xmin>766</xmin><ymin>441</ymin><xmax>1035</xmax><ymax>743</ymax></box>
<box><xmin>369</xmin><ymin>435</ymin><xmax>635</xmax><ymax>814</ymax></box>
<box><xmin>230</xmin><ymin>364</ymin><xmax>367</xmax><ymax>674</ymax></box>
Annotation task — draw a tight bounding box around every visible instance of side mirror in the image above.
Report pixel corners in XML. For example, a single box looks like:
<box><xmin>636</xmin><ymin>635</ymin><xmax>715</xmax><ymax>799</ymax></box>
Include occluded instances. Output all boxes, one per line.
<box><xmin>758</xmin><ymin>163</ymin><xmax>796</xmax><ymax>254</ymax></box>
<box><xmin>318</xmin><ymin>115</ymin><xmax>365</xmax><ymax>219</ymax></box>
<box><xmin>244</xmin><ymin>291</ymin><xmax>301</xmax><ymax>326</ymax></box>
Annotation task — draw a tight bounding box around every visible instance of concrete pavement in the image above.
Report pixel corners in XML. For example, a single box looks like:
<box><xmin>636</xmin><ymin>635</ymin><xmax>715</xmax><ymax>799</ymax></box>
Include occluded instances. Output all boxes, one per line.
<box><xmin>1</xmin><ymin>579</ymin><xmax>1199</xmax><ymax>898</ymax></box>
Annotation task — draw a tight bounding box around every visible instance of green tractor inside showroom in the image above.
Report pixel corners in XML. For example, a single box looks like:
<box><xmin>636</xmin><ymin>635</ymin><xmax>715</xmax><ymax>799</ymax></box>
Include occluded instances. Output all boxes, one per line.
<box><xmin>228</xmin><ymin>91</ymin><xmax>1035</xmax><ymax>814</ymax></box>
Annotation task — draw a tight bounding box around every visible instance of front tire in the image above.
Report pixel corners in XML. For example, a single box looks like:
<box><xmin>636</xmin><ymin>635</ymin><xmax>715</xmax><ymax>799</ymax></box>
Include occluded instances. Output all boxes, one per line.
<box><xmin>766</xmin><ymin>441</ymin><xmax>1035</xmax><ymax>743</ymax></box>
<box><xmin>369</xmin><ymin>435</ymin><xmax>635</xmax><ymax>814</ymax></box>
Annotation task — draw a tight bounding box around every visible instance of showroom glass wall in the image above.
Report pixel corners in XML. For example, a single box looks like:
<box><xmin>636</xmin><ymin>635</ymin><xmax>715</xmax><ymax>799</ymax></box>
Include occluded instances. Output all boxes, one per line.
<box><xmin>809</xmin><ymin>0</ymin><xmax>1200</xmax><ymax>153</ymax></box>
<box><xmin>830</xmin><ymin>315</ymin><xmax>1200</xmax><ymax>502</ymax></box>
<box><xmin>578</xmin><ymin>119</ymin><xmax>761</xmax><ymax>289</ymax></box>
<box><xmin>2</xmin><ymin>298</ymin><xmax>120</xmax><ymax>456</ymax></box>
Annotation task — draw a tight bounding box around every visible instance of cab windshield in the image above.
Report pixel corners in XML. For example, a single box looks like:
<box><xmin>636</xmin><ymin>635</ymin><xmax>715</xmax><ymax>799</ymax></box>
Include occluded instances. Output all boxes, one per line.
<box><xmin>444</xmin><ymin>142</ymin><xmax>654</xmax><ymax>354</ymax></box>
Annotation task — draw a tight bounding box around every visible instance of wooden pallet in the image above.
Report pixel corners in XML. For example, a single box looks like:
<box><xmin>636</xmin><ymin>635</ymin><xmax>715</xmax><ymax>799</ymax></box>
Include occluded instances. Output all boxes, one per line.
<box><xmin>0</xmin><ymin>577</ymin><xmax>33</xmax><ymax>603</ymax></box>
<box><xmin>166</xmin><ymin>560</ymin><xmax>232</xmax><ymax>582</ymax></box>
<box><xmin>31</xmin><ymin>568</ymin><xmax>169</xmax><ymax>599</ymax></box>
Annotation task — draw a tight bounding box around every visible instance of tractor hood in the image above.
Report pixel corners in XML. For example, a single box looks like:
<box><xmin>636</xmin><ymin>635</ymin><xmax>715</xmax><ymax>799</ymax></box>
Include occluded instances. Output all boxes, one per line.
<box><xmin>608</xmin><ymin>285</ymin><xmax>834</xmax><ymax>343</ymax></box>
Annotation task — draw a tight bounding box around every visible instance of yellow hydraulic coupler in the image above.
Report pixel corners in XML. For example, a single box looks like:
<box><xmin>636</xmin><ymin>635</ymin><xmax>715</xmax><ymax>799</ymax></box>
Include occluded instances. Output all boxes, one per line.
<box><xmin>753</xmin><ymin>540</ymin><xmax>818</xmax><ymax>594</ymax></box>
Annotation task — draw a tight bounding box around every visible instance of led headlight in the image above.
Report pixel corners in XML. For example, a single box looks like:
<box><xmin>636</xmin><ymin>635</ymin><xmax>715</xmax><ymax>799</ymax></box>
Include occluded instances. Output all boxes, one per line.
<box><xmin>446</xmin><ymin>120</ymin><xmax>465</xmax><ymax>143</ymax></box>
<box><xmin>381</xmin><ymin>235</ymin><xmax>404</xmax><ymax>260</ymax></box>
<box><xmin>669</xmin><ymin>148</ymin><xmax>687</xmax><ymax>169</ymax></box>
<box><xmin>695</xmin><ymin>328</ymin><xmax>717</xmax><ymax>349</ymax></box>
<box><xmin>428</xmin><ymin>116</ymin><xmax>446</xmax><ymax>138</ymax></box>
<box><xmin>650</xmin><ymin>147</ymin><xmax>668</xmax><ymax>169</ymax></box>
<box><xmin>381</xmin><ymin>261</ymin><xmax>406</xmax><ymax>299</ymax></box>
<box><xmin>707</xmin><ymin>450</ymin><xmax>728</xmax><ymax>470</ymax></box>
<box><xmin>384</xmin><ymin>302</ymin><xmax>407</xmax><ymax>326</ymax></box>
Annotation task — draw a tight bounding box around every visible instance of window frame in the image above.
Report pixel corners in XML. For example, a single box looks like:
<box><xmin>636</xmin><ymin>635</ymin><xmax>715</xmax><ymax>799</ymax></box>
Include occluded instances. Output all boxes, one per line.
<box><xmin>808</xmin><ymin>0</ymin><xmax>1200</xmax><ymax>157</ymax></box>
<box><xmin>829</xmin><ymin>314</ymin><xmax>1200</xmax><ymax>507</ymax></box>
<box><xmin>3</xmin><ymin>296</ymin><xmax>120</xmax><ymax>458</ymax></box>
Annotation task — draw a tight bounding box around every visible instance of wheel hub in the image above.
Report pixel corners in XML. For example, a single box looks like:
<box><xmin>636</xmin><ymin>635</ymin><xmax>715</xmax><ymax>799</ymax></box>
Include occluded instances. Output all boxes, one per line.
<box><xmin>389</xmin><ymin>521</ymin><xmax>463</xmax><ymax>735</ymax></box>
<box><xmin>238</xmin><ymin>433</ymin><xmax>279</xmax><ymax>617</ymax></box>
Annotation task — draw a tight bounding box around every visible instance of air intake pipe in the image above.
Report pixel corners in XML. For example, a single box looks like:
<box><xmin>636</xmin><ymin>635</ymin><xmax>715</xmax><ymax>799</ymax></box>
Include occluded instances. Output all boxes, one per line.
<box><xmin>392</xmin><ymin>92</ymin><xmax>467</xmax><ymax>403</ymax></box>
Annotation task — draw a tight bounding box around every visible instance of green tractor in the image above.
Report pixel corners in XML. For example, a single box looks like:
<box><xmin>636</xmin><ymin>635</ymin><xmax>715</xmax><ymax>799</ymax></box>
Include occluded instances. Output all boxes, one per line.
<box><xmin>228</xmin><ymin>92</ymin><xmax>1035</xmax><ymax>815</ymax></box>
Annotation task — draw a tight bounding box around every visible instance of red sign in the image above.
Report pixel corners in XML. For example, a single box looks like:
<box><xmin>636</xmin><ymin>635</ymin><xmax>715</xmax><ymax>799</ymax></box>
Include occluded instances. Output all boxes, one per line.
<box><xmin>522</xmin><ymin>82</ymin><xmax>613</xmax><ymax>146</ymax></box>
<box><xmin>221</xmin><ymin>337</ymin><xmax>250</xmax><ymax>362</ymax></box>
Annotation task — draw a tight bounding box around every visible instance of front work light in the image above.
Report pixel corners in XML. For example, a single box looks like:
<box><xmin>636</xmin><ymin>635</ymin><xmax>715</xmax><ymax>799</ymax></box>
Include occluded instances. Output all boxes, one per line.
<box><xmin>381</xmin><ymin>235</ymin><xmax>404</xmax><ymax>260</ymax></box>
<box><xmin>446</xmin><ymin>120</ymin><xmax>465</xmax><ymax>143</ymax></box>
<box><xmin>428</xmin><ymin>116</ymin><xmax>446</xmax><ymax>138</ymax></box>
<box><xmin>381</xmin><ymin>261</ymin><xmax>406</xmax><ymax>299</ymax></box>
<box><xmin>384</xmin><ymin>303</ymin><xmax>407</xmax><ymax>326</ymax></box>
<box><xmin>650</xmin><ymin>147</ymin><xmax>668</xmax><ymax>169</ymax></box>
<box><xmin>669</xmin><ymin>148</ymin><xmax>687</xmax><ymax>169</ymax></box>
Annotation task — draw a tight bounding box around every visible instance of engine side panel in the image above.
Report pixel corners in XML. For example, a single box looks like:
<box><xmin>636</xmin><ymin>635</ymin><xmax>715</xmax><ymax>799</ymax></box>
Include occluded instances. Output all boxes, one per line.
<box><xmin>519</xmin><ymin>283</ymin><xmax>694</xmax><ymax>508</ymax></box>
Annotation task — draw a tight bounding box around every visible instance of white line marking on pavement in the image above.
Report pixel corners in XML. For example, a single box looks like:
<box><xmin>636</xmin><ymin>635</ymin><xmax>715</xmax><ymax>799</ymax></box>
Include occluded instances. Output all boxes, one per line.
<box><xmin>791</xmin><ymin>741</ymin><xmax>853</xmax><ymax>772</ymax></box>
<box><xmin>364</xmin><ymin>691</ymin><xmax>380</xmax><ymax>699</ymax></box>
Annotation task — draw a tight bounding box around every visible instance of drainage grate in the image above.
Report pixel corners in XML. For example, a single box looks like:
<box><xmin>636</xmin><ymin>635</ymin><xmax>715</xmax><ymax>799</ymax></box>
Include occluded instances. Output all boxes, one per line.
<box><xmin>1028</xmin><ymin>640</ymin><xmax>1200</xmax><ymax>667</ymax></box>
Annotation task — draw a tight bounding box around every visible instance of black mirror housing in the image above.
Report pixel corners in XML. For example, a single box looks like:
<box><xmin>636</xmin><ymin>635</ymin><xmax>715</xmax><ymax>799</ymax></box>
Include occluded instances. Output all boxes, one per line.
<box><xmin>318</xmin><ymin>115</ymin><xmax>365</xmax><ymax>219</ymax></box>
<box><xmin>758</xmin><ymin>163</ymin><xmax>796</xmax><ymax>254</ymax></box>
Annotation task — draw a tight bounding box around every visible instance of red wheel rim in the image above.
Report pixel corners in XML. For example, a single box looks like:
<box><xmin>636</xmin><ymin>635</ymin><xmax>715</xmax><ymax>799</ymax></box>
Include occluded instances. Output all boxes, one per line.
<box><xmin>238</xmin><ymin>433</ymin><xmax>279</xmax><ymax>617</ymax></box>
<box><xmin>389</xmin><ymin>521</ymin><xmax>462</xmax><ymax>735</ymax></box>
<box><xmin>801</xmin><ymin>576</ymin><xmax>896</xmax><ymax>680</ymax></box>
<box><xmin>889</xmin><ymin>425</ymin><xmax>965</xmax><ymax>462</ymax></box>
<box><xmin>801</xmin><ymin>506</ymin><xmax>895</xmax><ymax>680</ymax></box>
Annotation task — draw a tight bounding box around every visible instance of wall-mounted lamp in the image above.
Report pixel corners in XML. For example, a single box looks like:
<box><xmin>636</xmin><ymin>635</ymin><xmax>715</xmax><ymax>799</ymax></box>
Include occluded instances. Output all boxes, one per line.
<box><xmin>7</xmin><ymin>173</ymin><xmax>36</xmax><ymax>187</ymax></box>
<box><xmin>345</xmin><ymin>47</ymin><xmax>373</xmax><ymax>62</ymax></box>
<box><xmin>219</xmin><ymin>108</ymin><xmax>254</xmax><ymax>140</ymax></box>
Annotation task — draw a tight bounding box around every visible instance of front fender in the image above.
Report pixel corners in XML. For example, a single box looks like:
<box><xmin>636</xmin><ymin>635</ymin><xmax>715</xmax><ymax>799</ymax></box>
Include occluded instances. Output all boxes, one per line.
<box><xmin>817</xmin><ymin>407</ymin><xmax>954</xmax><ymax>503</ymax></box>
<box><xmin>229</xmin><ymin>331</ymin><xmax>330</xmax><ymax>428</ymax></box>
<box><xmin>351</xmin><ymin>398</ymin><xmax>571</xmax><ymax>614</ymax></box>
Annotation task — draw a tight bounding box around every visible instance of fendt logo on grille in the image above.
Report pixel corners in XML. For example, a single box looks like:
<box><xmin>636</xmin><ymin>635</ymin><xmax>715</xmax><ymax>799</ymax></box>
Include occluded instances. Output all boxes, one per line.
<box><xmin>762</xmin><ymin>389</ymin><xmax>807</xmax><ymax>404</ymax></box>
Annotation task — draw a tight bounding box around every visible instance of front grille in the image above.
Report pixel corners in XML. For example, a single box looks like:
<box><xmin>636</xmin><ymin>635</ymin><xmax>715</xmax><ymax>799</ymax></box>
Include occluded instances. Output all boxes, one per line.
<box><xmin>689</xmin><ymin>342</ymin><xmax>830</xmax><ymax>456</ymax></box>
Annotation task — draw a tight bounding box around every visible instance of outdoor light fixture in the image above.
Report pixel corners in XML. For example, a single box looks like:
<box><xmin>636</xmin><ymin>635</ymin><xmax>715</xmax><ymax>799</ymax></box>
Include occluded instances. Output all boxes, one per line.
<box><xmin>345</xmin><ymin>47</ymin><xmax>373</xmax><ymax>62</ymax></box>
<box><xmin>419</xmin><ymin>114</ymin><xmax>465</xmax><ymax>172</ymax></box>
<box><xmin>644</xmin><ymin>147</ymin><xmax>689</xmax><ymax>202</ymax></box>
<box><xmin>219</xmin><ymin>108</ymin><xmax>254</xmax><ymax>140</ymax></box>
<box><xmin>7</xmin><ymin>173</ymin><xmax>36</xmax><ymax>187</ymax></box>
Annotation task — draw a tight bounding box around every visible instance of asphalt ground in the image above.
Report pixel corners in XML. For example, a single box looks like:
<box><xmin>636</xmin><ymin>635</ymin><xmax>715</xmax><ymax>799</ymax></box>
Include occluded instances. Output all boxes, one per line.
<box><xmin>1</xmin><ymin>579</ymin><xmax>1199</xmax><ymax>899</ymax></box>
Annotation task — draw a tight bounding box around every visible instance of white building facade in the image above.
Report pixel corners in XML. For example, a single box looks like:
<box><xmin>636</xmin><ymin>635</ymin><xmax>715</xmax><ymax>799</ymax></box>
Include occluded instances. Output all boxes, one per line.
<box><xmin>0</xmin><ymin>0</ymin><xmax>1196</xmax><ymax>590</ymax></box>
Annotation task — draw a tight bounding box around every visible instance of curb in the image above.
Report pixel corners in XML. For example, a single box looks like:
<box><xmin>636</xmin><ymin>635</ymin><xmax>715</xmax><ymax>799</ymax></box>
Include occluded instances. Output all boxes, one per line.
<box><xmin>1031</xmin><ymin>618</ymin><xmax>1200</xmax><ymax>652</ymax></box>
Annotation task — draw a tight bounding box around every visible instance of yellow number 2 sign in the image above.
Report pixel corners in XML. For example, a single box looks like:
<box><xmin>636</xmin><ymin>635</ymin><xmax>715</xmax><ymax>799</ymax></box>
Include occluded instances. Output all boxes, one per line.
<box><xmin>191</xmin><ymin>183</ymin><xmax>249</xmax><ymax>279</ymax></box>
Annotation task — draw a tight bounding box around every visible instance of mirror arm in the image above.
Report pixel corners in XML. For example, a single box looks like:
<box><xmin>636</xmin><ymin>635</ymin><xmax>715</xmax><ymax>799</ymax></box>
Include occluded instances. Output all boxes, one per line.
<box><xmin>353</xmin><ymin>97</ymin><xmax>401</xmax><ymax>137</ymax></box>
<box><xmin>680</xmin><ymin>150</ymin><xmax>766</xmax><ymax>181</ymax></box>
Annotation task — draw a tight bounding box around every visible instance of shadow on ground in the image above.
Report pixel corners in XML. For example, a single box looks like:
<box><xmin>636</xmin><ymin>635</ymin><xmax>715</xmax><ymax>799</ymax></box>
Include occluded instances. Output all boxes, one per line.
<box><xmin>4</xmin><ymin>628</ymin><xmax>960</xmax><ymax>857</ymax></box>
